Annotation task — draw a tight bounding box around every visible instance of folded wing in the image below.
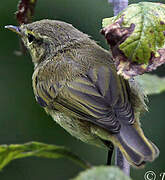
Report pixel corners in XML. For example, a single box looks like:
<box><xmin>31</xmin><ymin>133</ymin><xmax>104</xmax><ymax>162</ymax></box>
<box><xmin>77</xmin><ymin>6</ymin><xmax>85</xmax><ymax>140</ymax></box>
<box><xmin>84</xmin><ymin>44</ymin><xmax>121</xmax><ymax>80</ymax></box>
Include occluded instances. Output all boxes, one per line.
<box><xmin>34</xmin><ymin>64</ymin><xmax>134</xmax><ymax>134</ymax></box>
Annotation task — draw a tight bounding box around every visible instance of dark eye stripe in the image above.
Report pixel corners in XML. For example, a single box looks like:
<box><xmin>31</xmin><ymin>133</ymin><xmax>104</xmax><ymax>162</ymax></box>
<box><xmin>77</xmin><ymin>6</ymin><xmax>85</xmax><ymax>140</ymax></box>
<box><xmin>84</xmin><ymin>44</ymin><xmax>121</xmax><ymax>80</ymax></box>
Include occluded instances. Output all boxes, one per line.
<box><xmin>28</xmin><ymin>33</ymin><xmax>35</xmax><ymax>43</ymax></box>
<box><xmin>27</xmin><ymin>33</ymin><xmax>43</xmax><ymax>45</ymax></box>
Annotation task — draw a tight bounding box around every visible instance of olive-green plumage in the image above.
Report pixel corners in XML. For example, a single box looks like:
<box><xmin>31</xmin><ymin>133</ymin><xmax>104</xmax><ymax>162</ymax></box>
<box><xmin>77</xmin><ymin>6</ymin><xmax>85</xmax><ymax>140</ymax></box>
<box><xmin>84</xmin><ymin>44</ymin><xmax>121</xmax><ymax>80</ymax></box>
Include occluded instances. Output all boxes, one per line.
<box><xmin>6</xmin><ymin>19</ymin><xmax>159</xmax><ymax>167</ymax></box>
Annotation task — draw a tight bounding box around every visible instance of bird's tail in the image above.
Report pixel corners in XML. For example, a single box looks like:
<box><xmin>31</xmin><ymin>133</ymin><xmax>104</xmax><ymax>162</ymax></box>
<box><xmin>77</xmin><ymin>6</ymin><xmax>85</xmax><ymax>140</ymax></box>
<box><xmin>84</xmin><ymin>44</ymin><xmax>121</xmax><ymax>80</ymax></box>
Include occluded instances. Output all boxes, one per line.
<box><xmin>113</xmin><ymin>121</ymin><xmax>159</xmax><ymax>167</ymax></box>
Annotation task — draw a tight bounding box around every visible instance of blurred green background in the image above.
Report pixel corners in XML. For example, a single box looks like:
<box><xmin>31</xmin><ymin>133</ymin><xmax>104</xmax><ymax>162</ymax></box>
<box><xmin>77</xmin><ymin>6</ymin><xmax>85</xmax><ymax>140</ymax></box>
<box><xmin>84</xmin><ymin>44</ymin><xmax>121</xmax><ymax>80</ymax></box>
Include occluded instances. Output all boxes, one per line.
<box><xmin>0</xmin><ymin>0</ymin><xmax>165</xmax><ymax>179</ymax></box>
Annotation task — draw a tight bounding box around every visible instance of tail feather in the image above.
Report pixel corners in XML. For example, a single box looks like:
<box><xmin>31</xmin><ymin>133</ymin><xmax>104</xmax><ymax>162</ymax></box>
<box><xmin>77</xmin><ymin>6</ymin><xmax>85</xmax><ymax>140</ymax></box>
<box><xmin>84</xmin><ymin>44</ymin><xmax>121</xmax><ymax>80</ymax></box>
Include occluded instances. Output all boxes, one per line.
<box><xmin>114</xmin><ymin>121</ymin><xmax>159</xmax><ymax>167</ymax></box>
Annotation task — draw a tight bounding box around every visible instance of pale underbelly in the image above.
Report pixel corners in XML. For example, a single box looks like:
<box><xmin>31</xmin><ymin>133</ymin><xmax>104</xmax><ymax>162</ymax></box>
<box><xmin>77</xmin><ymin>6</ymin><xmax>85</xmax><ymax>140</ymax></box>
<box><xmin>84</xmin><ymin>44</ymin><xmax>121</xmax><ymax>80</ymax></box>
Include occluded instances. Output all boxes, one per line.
<box><xmin>48</xmin><ymin>110</ymin><xmax>105</xmax><ymax>148</ymax></box>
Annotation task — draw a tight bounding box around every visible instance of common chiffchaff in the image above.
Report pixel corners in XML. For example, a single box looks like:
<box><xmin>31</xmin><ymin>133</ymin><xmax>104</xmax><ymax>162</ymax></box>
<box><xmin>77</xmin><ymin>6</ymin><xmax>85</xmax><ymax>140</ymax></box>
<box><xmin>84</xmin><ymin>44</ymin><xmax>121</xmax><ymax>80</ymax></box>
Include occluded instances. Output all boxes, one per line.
<box><xmin>5</xmin><ymin>19</ymin><xmax>159</xmax><ymax>167</ymax></box>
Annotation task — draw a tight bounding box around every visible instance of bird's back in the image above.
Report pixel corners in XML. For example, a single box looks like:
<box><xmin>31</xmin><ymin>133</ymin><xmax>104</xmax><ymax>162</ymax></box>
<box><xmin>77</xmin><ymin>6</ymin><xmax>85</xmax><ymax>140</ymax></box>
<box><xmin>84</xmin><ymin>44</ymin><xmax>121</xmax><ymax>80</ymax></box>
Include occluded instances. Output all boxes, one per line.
<box><xmin>32</xmin><ymin>25</ymin><xmax>158</xmax><ymax>167</ymax></box>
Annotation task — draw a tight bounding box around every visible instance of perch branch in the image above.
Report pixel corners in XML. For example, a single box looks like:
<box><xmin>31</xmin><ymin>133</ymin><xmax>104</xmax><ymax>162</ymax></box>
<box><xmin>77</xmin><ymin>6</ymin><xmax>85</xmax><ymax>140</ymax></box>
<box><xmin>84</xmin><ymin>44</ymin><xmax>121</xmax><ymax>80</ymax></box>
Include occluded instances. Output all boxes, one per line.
<box><xmin>108</xmin><ymin>0</ymin><xmax>128</xmax><ymax>16</ymax></box>
<box><xmin>107</xmin><ymin>0</ymin><xmax>130</xmax><ymax>176</ymax></box>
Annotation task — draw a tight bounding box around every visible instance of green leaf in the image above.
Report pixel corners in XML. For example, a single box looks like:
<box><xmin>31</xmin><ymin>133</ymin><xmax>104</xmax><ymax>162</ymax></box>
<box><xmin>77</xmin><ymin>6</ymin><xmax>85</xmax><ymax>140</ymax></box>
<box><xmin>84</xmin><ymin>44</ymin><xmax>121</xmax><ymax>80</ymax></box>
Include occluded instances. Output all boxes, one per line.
<box><xmin>118</xmin><ymin>2</ymin><xmax>165</xmax><ymax>63</ymax></box>
<box><xmin>0</xmin><ymin>141</ymin><xmax>90</xmax><ymax>171</ymax></box>
<box><xmin>102</xmin><ymin>2</ymin><xmax>165</xmax><ymax>78</ymax></box>
<box><xmin>135</xmin><ymin>74</ymin><xmax>165</xmax><ymax>95</ymax></box>
<box><xmin>72</xmin><ymin>166</ymin><xmax>132</xmax><ymax>180</ymax></box>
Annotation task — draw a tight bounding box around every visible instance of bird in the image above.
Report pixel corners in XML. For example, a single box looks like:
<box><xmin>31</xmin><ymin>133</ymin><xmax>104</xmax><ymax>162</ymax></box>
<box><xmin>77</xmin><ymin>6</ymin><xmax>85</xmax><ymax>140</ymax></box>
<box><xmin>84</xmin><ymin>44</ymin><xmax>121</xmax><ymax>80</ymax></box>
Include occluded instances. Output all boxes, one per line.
<box><xmin>5</xmin><ymin>19</ymin><xmax>159</xmax><ymax>167</ymax></box>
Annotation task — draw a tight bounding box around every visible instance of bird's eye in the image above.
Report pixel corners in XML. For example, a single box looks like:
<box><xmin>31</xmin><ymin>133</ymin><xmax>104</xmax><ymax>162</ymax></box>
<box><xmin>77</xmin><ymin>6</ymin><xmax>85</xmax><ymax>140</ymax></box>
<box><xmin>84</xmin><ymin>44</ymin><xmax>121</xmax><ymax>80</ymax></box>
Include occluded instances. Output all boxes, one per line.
<box><xmin>27</xmin><ymin>33</ymin><xmax>35</xmax><ymax>43</ymax></box>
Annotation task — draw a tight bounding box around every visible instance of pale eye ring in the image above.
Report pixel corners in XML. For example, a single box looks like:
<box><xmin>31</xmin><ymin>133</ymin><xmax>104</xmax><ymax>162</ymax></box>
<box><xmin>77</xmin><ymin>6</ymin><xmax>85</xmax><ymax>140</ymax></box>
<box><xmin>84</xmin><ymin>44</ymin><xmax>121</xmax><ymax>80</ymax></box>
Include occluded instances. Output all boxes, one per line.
<box><xmin>27</xmin><ymin>33</ymin><xmax>35</xmax><ymax>43</ymax></box>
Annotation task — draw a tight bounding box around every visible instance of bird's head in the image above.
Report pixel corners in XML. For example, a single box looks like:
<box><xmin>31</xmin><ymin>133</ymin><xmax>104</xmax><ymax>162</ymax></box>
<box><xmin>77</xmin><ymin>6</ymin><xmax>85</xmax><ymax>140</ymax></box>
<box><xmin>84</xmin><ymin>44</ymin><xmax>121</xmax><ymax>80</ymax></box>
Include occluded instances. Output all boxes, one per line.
<box><xmin>5</xmin><ymin>19</ymin><xmax>87</xmax><ymax>66</ymax></box>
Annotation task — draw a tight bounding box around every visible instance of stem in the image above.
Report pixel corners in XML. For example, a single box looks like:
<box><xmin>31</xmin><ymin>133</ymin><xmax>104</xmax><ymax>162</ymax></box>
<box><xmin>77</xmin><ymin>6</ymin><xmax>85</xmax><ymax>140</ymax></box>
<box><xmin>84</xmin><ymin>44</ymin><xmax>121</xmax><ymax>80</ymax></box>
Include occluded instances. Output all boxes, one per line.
<box><xmin>107</xmin><ymin>0</ymin><xmax>130</xmax><ymax>176</ymax></box>
<box><xmin>115</xmin><ymin>148</ymin><xmax>130</xmax><ymax>176</ymax></box>
<box><xmin>108</xmin><ymin>0</ymin><xmax>128</xmax><ymax>16</ymax></box>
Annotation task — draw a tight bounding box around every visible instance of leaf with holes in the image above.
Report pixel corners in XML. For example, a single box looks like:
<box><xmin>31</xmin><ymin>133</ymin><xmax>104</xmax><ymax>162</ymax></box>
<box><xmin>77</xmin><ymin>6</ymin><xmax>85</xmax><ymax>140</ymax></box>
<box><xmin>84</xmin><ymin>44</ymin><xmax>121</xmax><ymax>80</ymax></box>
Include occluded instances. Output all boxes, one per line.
<box><xmin>102</xmin><ymin>2</ymin><xmax>165</xmax><ymax>79</ymax></box>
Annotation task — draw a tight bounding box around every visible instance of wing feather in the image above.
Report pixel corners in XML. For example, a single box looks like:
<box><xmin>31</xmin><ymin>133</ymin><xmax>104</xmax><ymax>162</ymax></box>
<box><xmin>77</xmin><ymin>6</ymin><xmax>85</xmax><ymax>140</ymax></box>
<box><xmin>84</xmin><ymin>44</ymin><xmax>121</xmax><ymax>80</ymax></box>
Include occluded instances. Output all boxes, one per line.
<box><xmin>34</xmin><ymin>63</ymin><xmax>134</xmax><ymax>133</ymax></box>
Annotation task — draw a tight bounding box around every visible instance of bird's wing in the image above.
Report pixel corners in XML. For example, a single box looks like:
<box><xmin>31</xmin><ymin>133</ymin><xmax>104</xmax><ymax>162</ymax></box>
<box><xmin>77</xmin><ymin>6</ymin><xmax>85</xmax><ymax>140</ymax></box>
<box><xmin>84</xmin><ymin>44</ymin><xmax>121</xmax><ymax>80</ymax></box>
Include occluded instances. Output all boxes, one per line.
<box><xmin>34</xmin><ymin>64</ymin><xmax>134</xmax><ymax>133</ymax></box>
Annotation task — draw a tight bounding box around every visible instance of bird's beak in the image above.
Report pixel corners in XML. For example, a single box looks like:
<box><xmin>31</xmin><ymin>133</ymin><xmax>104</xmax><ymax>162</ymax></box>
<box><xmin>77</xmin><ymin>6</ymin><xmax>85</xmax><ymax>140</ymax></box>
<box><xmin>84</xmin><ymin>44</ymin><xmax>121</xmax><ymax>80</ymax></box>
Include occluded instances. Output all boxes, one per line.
<box><xmin>5</xmin><ymin>25</ymin><xmax>22</xmax><ymax>36</ymax></box>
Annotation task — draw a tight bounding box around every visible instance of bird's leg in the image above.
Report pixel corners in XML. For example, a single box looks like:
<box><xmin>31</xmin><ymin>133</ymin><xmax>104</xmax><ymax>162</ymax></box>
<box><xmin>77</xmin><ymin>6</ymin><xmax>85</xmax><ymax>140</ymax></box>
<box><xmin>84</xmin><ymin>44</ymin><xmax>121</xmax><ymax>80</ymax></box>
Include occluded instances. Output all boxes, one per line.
<box><xmin>115</xmin><ymin>147</ymin><xmax>130</xmax><ymax>176</ymax></box>
<box><xmin>100</xmin><ymin>139</ymin><xmax>114</xmax><ymax>165</ymax></box>
<box><xmin>107</xmin><ymin>148</ymin><xmax>114</xmax><ymax>165</ymax></box>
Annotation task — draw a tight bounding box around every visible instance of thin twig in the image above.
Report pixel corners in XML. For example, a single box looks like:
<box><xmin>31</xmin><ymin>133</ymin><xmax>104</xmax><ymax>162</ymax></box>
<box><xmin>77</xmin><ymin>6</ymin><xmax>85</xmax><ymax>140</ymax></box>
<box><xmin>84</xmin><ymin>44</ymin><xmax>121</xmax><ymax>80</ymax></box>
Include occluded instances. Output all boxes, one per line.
<box><xmin>108</xmin><ymin>0</ymin><xmax>128</xmax><ymax>16</ymax></box>
<box><xmin>115</xmin><ymin>148</ymin><xmax>130</xmax><ymax>176</ymax></box>
<box><xmin>107</xmin><ymin>0</ymin><xmax>130</xmax><ymax>176</ymax></box>
<box><xmin>16</xmin><ymin>0</ymin><xmax>37</xmax><ymax>24</ymax></box>
<box><xmin>15</xmin><ymin>0</ymin><xmax>37</xmax><ymax>55</ymax></box>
